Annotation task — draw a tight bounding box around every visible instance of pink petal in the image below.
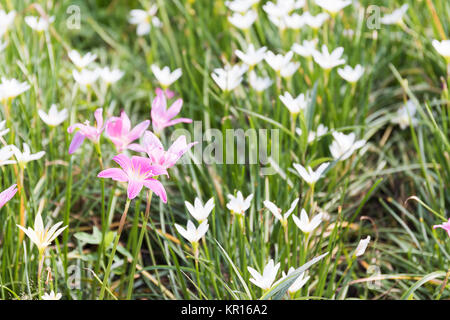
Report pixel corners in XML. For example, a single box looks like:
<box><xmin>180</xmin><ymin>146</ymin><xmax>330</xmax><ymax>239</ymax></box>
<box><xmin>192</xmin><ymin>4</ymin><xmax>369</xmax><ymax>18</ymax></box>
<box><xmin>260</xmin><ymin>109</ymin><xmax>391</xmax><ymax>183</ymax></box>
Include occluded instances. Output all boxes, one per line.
<box><xmin>120</xmin><ymin>111</ymin><xmax>131</xmax><ymax>133</ymax></box>
<box><xmin>166</xmin><ymin>117</ymin><xmax>193</xmax><ymax>127</ymax></box>
<box><xmin>143</xmin><ymin>179</ymin><xmax>167</xmax><ymax>203</ymax></box>
<box><xmin>127</xmin><ymin>180</ymin><xmax>144</xmax><ymax>199</ymax></box>
<box><xmin>94</xmin><ymin>108</ymin><xmax>104</xmax><ymax>129</ymax></box>
<box><xmin>128</xmin><ymin>120</ymin><xmax>150</xmax><ymax>142</ymax></box>
<box><xmin>166</xmin><ymin>99</ymin><xmax>183</xmax><ymax>119</ymax></box>
<box><xmin>97</xmin><ymin>168</ymin><xmax>128</xmax><ymax>182</ymax></box>
<box><xmin>113</xmin><ymin>154</ymin><xmax>133</xmax><ymax>172</ymax></box>
<box><xmin>69</xmin><ymin>131</ymin><xmax>85</xmax><ymax>154</ymax></box>
<box><xmin>128</xmin><ymin>143</ymin><xmax>146</xmax><ymax>153</ymax></box>
<box><xmin>0</xmin><ymin>184</ymin><xmax>17</xmax><ymax>209</ymax></box>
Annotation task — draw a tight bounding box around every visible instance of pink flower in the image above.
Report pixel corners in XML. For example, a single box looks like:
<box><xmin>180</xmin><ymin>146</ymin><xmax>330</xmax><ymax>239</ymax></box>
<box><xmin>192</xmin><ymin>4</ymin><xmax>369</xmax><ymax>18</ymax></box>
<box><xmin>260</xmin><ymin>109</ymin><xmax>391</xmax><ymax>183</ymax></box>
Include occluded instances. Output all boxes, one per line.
<box><xmin>0</xmin><ymin>184</ymin><xmax>17</xmax><ymax>209</ymax></box>
<box><xmin>105</xmin><ymin>110</ymin><xmax>150</xmax><ymax>152</ymax></box>
<box><xmin>98</xmin><ymin>154</ymin><xmax>168</xmax><ymax>201</ymax></box>
<box><xmin>433</xmin><ymin>219</ymin><xmax>450</xmax><ymax>237</ymax></box>
<box><xmin>151</xmin><ymin>90</ymin><xmax>192</xmax><ymax>134</ymax></box>
<box><xmin>68</xmin><ymin>108</ymin><xmax>105</xmax><ymax>154</ymax></box>
<box><xmin>155</xmin><ymin>87</ymin><xmax>175</xmax><ymax>99</ymax></box>
<box><xmin>130</xmin><ymin>131</ymin><xmax>197</xmax><ymax>169</ymax></box>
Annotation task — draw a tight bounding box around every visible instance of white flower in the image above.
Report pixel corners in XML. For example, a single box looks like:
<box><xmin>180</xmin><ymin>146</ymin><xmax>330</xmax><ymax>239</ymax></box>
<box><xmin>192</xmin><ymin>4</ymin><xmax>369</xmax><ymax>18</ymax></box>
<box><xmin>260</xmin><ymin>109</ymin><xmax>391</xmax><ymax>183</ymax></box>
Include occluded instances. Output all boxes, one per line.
<box><xmin>292</xmin><ymin>39</ymin><xmax>318</xmax><ymax>58</ymax></box>
<box><xmin>24</xmin><ymin>16</ymin><xmax>54</xmax><ymax>32</ymax></box>
<box><xmin>185</xmin><ymin>197</ymin><xmax>214</xmax><ymax>223</ymax></box>
<box><xmin>129</xmin><ymin>7</ymin><xmax>161</xmax><ymax>36</ymax></box>
<box><xmin>355</xmin><ymin>236</ymin><xmax>371</xmax><ymax>257</ymax></box>
<box><xmin>292</xmin><ymin>209</ymin><xmax>322</xmax><ymax>233</ymax></box>
<box><xmin>329</xmin><ymin>131</ymin><xmax>366</xmax><ymax>160</ymax></box>
<box><xmin>315</xmin><ymin>0</ymin><xmax>352</xmax><ymax>14</ymax></box>
<box><xmin>432</xmin><ymin>39</ymin><xmax>450</xmax><ymax>60</ymax></box>
<box><xmin>72</xmin><ymin>69</ymin><xmax>99</xmax><ymax>87</ymax></box>
<box><xmin>312</xmin><ymin>45</ymin><xmax>345</xmax><ymax>70</ymax></box>
<box><xmin>281</xmin><ymin>267</ymin><xmax>310</xmax><ymax>294</ymax></box>
<box><xmin>10</xmin><ymin>143</ymin><xmax>45</xmax><ymax>167</ymax></box>
<box><xmin>293</xmin><ymin>162</ymin><xmax>329</xmax><ymax>185</ymax></box>
<box><xmin>247</xmin><ymin>259</ymin><xmax>280</xmax><ymax>290</ymax></box>
<box><xmin>0</xmin><ymin>78</ymin><xmax>30</xmax><ymax>101</ymax></box>
<box><xmin>280</xmin><ymin>61</ymin><xmax>300</xmax><ymax>78</ymax></box>
<box><xmin>0</xmin><ymin>120</ymin><xmax>9</xmax><ymax>138</ymax></box>
<box><xmin>17</xmin><ymin>212</ymin><xmax>67</xmax><ymax>254</ymax></box>
<box><xmin>175</xmin><ymin>220</ymin><xmax>209</xmax><ymax>244</ymax></box>
<box><xmin>264</xmin><ymin>198</ymin><xmax>299</xmax><ymax>227</ymax></box>
<box><xmin>391</xmin><ymin>100</ymin><xmax>419</xmax><ymax>130</ymax></box>
<box><xmin>38</xmin><ymin>104</ymin><xmax>68</xmax><ymax>127</ymax></box>
<box><xmin>285</xmin><ymin>13</ymin><xmax>307</xmax><ymax>30</ymax></box>
<box><xmin>248</xmin><ymin>71</ymin><xmax>272</xmax><ymax>92</ymax></box>
<box><xmin>337</xmin><ymin>64</ymin><xmax>364</xmax><ymax>83</ymax></box>
<box><xmin>228</xmin><ymin>10</ymin><xmax>258</xmax><ymax>30</ymax></box>
<box><xmin>304</xmin><ymin>12</ymin><xmax>329</xmax><ymax>29</ymax></box>
<box><xmin>0</xmin><ymin>146</ymin><xmax>15</xmax><ymax>166</ymax></box>
<box><xmin>0</xmin><ymin>10</ymin><xmax>16</xmax><ymax>36</ymax></box>
<box><xmin>151</xmin><ymin>65</ymin><xmax>182</xmax><ymax>88</ymax></box>
<box><xmin>98</xmin><ymin>67</ymin><xmax>124</xmax><ymax>85</ymax></box>
<box><xmin>235</xmin><ymin>44</ymin><xmax>267</xmax><ymax>67</ymax></box>
<box><xmin>380</xmin><ymin>4</ymin><xmax>408</xmax><ymax>25</ymax></box>
<box><xmin>264</xmin><ymin>50</ymin><xmax>294</xmax><ymax>73</ymax></box>
<box><xmin>225</xmin><ymin>0</ymin><xmax>260</xmax><ymax>13</ymax></box>
<box><xmin>68</xmin><ymin>50</ymin><xmax>97</xmax><ymax>69</ymax></box>
<box><xmin>263</xmin><ymin>0</ymin><xmax>305</xmax><ymax>18</ymax></box>
<box><xmin>298</xmin><ymin>124</ymin><xmax>329</xmax><ymax>143</ymax></box>
<box><xmin>226</xmin><ymin>191</ymin><xmax>253</xmax><ymax>216</ymax></box>
<box><xmin>279</xmin><ymin>92</ymin><xmax>308</xmax><ymax>114</ymax></box>
<box><xmin>42</xmin><ymin>291</ymin><xmax>62</xmax><ymax>300</ymax></box>
<box><xmin>211</xmin><ymin>64</ymin><xmax>248</xmax><ymax>92</ymax></box>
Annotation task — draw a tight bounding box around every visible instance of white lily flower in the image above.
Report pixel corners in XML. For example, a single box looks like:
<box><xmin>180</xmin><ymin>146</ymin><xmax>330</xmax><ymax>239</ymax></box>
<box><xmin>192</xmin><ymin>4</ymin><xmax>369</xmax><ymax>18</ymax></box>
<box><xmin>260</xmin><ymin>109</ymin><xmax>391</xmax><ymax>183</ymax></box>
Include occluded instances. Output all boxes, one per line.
<box><xmin>72</xmin><ymin>69</ymin><xmax>99</xmax><ymax>87</ymax></box>
<box><xmin>264</xmin><ymin>198</ymin><xmax>299</xmax><ymax>227</ymax></box>
<box><xmin>285</xmin><ymin>13</ymin><xmax>307</xmax><ymax>30</ymax></box>
<box><xmin>315</xmin><ymin>0</ymin><xmax>352</xmax><ymax>14</ymax></box>
<box><xmin>38</xmin><ymin>104</ymin><xmax>68</xmax><ymax>127</ymax></box>
<box><xmin>264</xmin><ymin>50</ymin><xmax>294</xmax><ymax>73</ymax></box>
<box><xmin>292</xmin><ymin>209</ymin><xmax>323</xmax><ymax>233</ymax></box>
<box><xmin>228</xmin><ymin>10</ymin><xmax>258</xmax><ymax>30</ymax></box>
<box><xmin>263</xmin><ymin>0</ymin><xmax>305</xmax><ymax>18</ymax></box>
<box><xmin>281</xmin><ymin>267</ymin><xmax>310</xmax><ymax>294</ymax></box>
<box><xmin>391</xmin><ymin>100</ymin><xmax>419</xmax><ymax>130</ymax></box>
<box><xmin>355</xmin><ymin>236</ymin><xmax>371</xmax><ymax>257</ymax></box>
<box><xmin>42</xmin><ymin>291</ymin><xmax>62</xmax><ymax>300</ymax></box>
<box><xmin>0</xmin><ymin>78</ymin><xmax>30</xmax><ymax>101</ymax></box>
<box><xmin>211</xmin><ymin>64</ymin><xmax>248</xmax><ymax>92</ymax></box>
<box><xmin>175</xmin><ymin>220</ymin><xmax>209</xmax><ymax>244</ymax></box>
<box><xmin>279</xmin><ymin>92</ymin><xmax>308</xmax><ymax>114</ymax></box>
<box><xmin>225</xmin><ymin>0</ymin><xmax>260</xmax><ymax>13</ymax></box>
<box><xmin>235</xmin><ymin>44</ymin><xmax>267</xmax><ymax>67</ymax></box>
<box><xmin>298</xmin><ymin>124</ymin><xmax>329</xmax><ymax>144</ymax></box>
<box><xmin>10</xmin><ymin>143</ymin><xmax>45</xmax><ymax>167</ymax></box>
<box><xmin>293</xmin><ymin>162</ymin><xmax>329</xmax><ymax>185</ymax></box>
<box><xmin>432</xmin><ymin>39</ymin><xmax>450</xmax><ymax>60</ymax></box>
<box><xmin>380</xmin><ymin>4</ymin><xmax>408</xmax><ymax>25</ymax></box>
<box><xmin>226</xmin><ymin>191</ymin><xmax>253</xmax><ymax>216</ymax></box>
<box><xmin>312</xmin><ymin>45</ymin><xmax>345</xmax><ymax>70</ymax></box>
<box><xmin>280</xmin><ymin>61</ymin><xmax>300</xmax><ymax>78</ymax></box>
<box><xmin>129</xmin><ymin>7</ymin><xmax>161</xmax><ymax>36</ymax></box>
<box><xmin>329</xmin><ymin>131</ymin><xmax>366</xmax><ymax>160</ymax></box>
<box><xmin>0</xmin><ymin>10</ymin><xmax>16</xmax><ymax>36</ymax></box>
<box><xmin>0</xmin><ymin>145</ymin><xmax>15</xmax><ymax>166</ymax></box>
<box><xmin>185</xmin><ymin>197</ymin><xmax>214</xmax><ymax>223</ymax></box>
<box><xmin>267</xmin><ymin>14</ymin><xmax>289</xmax><ymax>31</ymax></box>
<box><xmin>68</xmin><ymin>50</ymin><xmax>97</xmax><ymax>69</ymax></box>
<box><xmin>17</xmin><ymin>212</ymin><xmax>67</xmax><ymax>254</ymax></box>
<box><xmin>304</xmin><ymin>12</ymin><xmax>329</xmax><ymax>29</ymax></box>
<box><xmin>24</xmin><ymin>16</ymin><xmax>54</xmax><ymax>32</ymax></box>
<box><xmin>248</xmin><ymin>71</ymin><xmax>273</xmax><ymax>92</ymax></box>
<box><xmin>151</xmin><ymin>64</ymin><xmax>182</xmax><ymax>88</ymax></box>
<box><xmin>98</xmin><ymin>67</ymin><xmax>124</xmax><ymax>85</ymax></box>
<box><xmin>247</xmin><ymin>259</ymin><xmax>280</xmax><ymax>290</ymax></box>
<box><xmin>292</xmin><ymin>39</ymin><xmax>318</xmax><ymax>58</ymax></box>
<box><xmin>337</xmin><ymin>64</ymin><xmax>364</xmax><ymax>83</ymax></box>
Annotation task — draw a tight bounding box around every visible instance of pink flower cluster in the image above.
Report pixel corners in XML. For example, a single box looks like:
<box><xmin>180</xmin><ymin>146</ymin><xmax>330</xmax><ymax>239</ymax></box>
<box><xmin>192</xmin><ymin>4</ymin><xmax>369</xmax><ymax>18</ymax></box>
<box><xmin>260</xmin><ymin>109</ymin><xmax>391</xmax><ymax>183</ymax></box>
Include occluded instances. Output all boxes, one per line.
<box><xmin>68</xmin><ymin>89</ymin><xmax>196</xmax><ymax>202</ymax></box>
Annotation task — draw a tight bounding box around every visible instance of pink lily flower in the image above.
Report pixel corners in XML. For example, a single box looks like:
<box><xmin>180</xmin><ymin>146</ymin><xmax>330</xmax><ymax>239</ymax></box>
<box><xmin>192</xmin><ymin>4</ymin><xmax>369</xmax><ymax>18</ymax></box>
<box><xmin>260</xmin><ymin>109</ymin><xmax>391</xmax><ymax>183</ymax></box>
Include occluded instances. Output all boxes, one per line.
<box><xmin>105</xmin><ymin>110</ymin><xmax>150</xmax><ymax>152</ymax></box>
<box><xmin>151</xmin><ymin>89</ymin><xmax>192</xmax><ymax>134</ymax></box>
<box><xmin>68</xmin><ymin>108</ymin><xmax>105</xmax><ymax>154</ymax></box>
<box><xmin>98</xmin><ymin>154</ymin><xmax>168</xmax><ymax>201</ymax></box>
<box><xmin>155</xmin><ymin>87</ymin><xmax>175</xmax><ymax>99</ymax></box>
<box><xmin>0</xmin><ymin>184</ymin><xmax>17</xmax><ymax>209</ymax></box>
<box><xmin>130</xmin><ymin>131</ymin><xmax>197</xmax><ymax>169</ymax></box>
<box><xmin>433</xmin><ymin>219</ymin><xmax>450</xmax><ymax>237</ymax></box>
